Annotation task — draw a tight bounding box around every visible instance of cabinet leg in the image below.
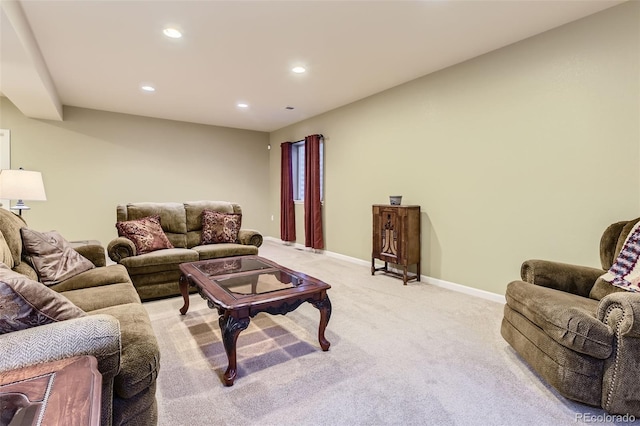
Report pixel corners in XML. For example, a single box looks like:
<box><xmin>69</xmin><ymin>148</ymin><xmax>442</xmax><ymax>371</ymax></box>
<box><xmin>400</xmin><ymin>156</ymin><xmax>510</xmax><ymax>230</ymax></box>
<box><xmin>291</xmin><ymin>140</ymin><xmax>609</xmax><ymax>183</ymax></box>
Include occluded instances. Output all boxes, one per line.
<box><xmin>417</xmin><ymin>262</ymin><xmax>421</xmax><ymax>282</ymax></box>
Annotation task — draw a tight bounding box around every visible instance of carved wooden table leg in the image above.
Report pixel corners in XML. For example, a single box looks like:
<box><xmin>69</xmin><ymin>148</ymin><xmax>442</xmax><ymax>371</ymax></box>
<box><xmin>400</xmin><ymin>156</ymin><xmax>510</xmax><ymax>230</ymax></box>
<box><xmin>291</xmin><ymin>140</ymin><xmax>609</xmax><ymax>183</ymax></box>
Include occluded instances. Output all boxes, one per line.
<box><xmin>311</xmin><ymin>293</ymin><xmax>332</xmax><ymax>351</ymax></box>
<box><xmin>219</xmin><ymin>313</ymin><xmax>250</xmax><ymax>386</ymax></box>
<box><xmin>179</xmin><ymin>274</ymin><xmax>190</xmax><ymax>315</ymax></box>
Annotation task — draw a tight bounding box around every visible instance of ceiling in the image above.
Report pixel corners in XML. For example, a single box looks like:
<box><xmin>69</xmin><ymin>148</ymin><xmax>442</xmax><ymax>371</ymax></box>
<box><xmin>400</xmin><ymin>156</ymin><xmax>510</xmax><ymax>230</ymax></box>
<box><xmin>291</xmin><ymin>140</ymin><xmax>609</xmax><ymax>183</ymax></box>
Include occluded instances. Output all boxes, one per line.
<box><xmin>0</xmin><ymin>0</ymin><xmax>626</xmax><ymax>133</ymax></box>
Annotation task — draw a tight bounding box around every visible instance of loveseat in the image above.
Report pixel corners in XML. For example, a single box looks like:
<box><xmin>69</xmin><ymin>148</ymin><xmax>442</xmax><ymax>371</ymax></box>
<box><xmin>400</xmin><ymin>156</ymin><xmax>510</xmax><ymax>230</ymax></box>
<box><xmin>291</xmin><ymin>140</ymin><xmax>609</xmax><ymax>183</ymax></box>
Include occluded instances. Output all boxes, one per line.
<box><xmin>107</xmin><ymin>201</ymin><xmax>263</xmax><ymax>301</ymax></box>
<box><xmin>0</xmin><ymin>207</ymin><xmax>160</xmax><ymax>426</ymax></box>
<box><xmin>501</xmin><ymin>217</ymin><xmax>640</xmax><ymax>416</ymax></box>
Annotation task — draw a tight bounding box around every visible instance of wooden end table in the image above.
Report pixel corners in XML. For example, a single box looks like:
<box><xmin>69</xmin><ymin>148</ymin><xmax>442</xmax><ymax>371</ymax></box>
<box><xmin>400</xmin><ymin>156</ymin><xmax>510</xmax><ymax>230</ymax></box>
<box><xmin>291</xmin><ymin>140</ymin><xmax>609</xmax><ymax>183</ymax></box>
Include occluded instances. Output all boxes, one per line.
<box><xmin>179</xmin><ymin>255</ymin><xmax>332</xmax><ymax>386</ymax></box>
<box><xmin>0</xmin><ymin>355</ymin><xmax>102</xmax><ymax>426</ymax></box>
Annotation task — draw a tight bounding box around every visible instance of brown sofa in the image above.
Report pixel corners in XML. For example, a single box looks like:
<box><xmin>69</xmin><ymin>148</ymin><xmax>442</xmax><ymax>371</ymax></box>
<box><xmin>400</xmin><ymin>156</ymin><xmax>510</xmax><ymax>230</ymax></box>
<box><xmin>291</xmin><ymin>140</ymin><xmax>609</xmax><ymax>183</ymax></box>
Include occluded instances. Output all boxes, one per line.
<box><xmin>107</xmin><ymin>201</ymin><xmax>263</xmax><ymax>301</ymax></box>
<box><xmin>501</xmin><ymin>217</ymin><xmax>640</xmax><ymax>416</ymax></box>
<box><xmin>0</xmin><ymin>207</ymin><xmax>160</xmax><ymax>426</ymax></box>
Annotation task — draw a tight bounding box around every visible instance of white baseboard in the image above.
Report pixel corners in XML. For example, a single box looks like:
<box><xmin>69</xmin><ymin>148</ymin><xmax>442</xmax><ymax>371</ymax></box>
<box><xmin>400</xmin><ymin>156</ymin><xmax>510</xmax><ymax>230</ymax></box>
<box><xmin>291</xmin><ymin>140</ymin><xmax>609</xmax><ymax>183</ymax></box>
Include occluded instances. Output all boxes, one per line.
<box><xmin>263</xmin><ymin>237</ymin><xmax>506</xmax><ymax>304</ymax></box>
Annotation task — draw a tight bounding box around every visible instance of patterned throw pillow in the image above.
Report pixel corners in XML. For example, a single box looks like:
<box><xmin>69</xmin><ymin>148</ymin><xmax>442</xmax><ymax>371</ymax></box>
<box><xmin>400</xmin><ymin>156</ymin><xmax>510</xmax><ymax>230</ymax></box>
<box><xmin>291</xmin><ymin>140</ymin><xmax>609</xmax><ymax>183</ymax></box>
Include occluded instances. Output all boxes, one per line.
<box><xmin>201</xmin><ymin>210</ymin><xmax>242</xmax><ymax>244</ymax></box>
<box><xmin>0</xmin><ymin>263</ymin><xmax>86</xmax><ymax>334</ymax></box>
<box><xmin>600</xmin><ymin>220</ymin><xmax>640</xmax><ymax>292</ymax></box>
<box><xmin>21</xmin><ymin>228</ymin><xmax>95</xmax><ymax>286</ymax></box>
<box><xmin>116</xmin><ymin>215</ymin><xmax>174</xmax><ymax>255</ymax></box>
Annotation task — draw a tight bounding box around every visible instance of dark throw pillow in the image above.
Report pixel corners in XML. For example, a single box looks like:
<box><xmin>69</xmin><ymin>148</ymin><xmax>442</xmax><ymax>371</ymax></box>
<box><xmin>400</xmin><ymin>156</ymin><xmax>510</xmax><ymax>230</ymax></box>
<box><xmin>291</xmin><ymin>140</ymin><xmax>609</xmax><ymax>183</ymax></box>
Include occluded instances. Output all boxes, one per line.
<box><xmin>20</xmin><ymin>228</ymin><xmax>95</xmax><ymax>286</ymax></box>
<box><xmin>0</xmin><ymin>263</ymin><xmax>86</xmax><ymax>334</ymax></box>
<box><xmin>116</xmin><ymin>214</ymin><xmax>174</xmax><ymax>255</ymax></box>
<box><xmin>201</xmin><ymin>210</ymin><xmax>242</xmax><ymax>244</ymax></box>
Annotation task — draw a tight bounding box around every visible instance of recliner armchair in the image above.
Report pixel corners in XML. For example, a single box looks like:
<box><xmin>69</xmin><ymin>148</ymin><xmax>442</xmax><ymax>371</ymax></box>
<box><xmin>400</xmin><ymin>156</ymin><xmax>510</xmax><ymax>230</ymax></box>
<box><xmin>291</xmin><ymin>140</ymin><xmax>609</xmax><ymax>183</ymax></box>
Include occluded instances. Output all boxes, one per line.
<box><xmin>501</xmin><ymin>217</ymin><xmax>640</xmax><ymax>416</ymax></box>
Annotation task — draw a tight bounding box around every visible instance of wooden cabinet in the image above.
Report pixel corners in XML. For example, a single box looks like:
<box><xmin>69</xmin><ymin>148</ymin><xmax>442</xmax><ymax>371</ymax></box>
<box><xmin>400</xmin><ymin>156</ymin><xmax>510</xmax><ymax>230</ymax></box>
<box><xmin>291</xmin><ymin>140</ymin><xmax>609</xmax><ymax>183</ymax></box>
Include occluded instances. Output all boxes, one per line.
<box><xmin>371</xmin><ymin>205</ymin><xmax>421</xmax><ymax>285</ymax></box>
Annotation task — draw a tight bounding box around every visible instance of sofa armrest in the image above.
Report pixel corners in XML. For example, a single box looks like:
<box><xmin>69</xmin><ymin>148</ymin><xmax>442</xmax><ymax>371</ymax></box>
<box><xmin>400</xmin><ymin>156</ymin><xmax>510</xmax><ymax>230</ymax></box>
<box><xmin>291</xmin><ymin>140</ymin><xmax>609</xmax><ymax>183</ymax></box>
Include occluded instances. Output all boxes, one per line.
<box><xmin>520</xmin><ymin>259</ymin><xmax>604</xmax><ymax>297</ymax></box>
<box><xmin>74</xmin><ymin>243</ymin><xmax>107</xmax><ymax>267</ymax></box>
<box><xmin>238</xmin><ymin>229</ymin><xmax>263</xmax><ymax>248</ymax></box>
<box><xmin>0</xmin><ymin>314</ymin><xmax>121</xmax><ymax>379</ymax></box>
<box><xmin>598</xmin><ymin>292</ymin><xmax>640</xmax><ymax>338</ymax></box>
<box><xmin>597</xmin><ymin>292</ymin><xmax>640</xmax><ymax>414</ymax></box>
<box><xmin>107</xmin><ymin>237</ymin><xmax>136</xmax><ymax>263</ymax></box>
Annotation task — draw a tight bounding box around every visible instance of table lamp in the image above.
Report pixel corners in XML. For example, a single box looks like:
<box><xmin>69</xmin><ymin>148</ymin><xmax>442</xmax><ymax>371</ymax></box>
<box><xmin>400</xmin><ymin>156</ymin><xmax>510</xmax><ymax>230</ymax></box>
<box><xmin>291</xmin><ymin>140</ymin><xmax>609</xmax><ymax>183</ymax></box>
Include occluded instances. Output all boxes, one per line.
<box><xmin>0</xmin><ymin>168</ymin><xmax>47</xmax><ymax>215</ymax></box>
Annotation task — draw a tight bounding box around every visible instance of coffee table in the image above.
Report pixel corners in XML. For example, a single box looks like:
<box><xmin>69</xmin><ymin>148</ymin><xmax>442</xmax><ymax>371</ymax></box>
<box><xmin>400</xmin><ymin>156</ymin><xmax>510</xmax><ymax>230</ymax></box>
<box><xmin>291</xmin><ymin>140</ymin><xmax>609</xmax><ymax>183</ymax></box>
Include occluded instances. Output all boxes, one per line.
<box><xmin>179</xmin><ymin>255</ymin><xmax>332</xmax><ymax>386</ymax></box>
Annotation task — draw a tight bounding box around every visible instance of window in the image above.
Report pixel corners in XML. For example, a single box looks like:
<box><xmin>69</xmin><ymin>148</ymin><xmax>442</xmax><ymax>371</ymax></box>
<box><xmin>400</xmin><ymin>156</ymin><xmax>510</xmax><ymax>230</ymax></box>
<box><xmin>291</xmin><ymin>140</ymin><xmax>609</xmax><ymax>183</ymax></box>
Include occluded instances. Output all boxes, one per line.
<box><xmin>291</xmin><ymin>139</ymin><xmax>323</xmax><ymax>202</ymax></box>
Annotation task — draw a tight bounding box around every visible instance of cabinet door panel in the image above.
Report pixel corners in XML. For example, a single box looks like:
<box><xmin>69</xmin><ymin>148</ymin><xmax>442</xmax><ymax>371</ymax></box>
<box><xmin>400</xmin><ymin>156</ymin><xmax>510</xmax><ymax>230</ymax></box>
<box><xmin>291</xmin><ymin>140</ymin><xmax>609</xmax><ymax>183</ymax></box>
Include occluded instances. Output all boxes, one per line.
<box><xmin>379</xmin><ymin>207</ymin><xmax>399</xmax><ymax>261</ymax></box>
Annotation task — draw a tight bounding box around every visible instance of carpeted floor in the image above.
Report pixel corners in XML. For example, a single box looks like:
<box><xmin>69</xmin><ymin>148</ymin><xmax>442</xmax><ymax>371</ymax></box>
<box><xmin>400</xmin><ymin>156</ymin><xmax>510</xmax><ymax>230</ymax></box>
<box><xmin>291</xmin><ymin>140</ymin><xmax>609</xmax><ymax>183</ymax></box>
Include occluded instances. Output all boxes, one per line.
<box><xmin>143</xmin><ymin>240</ymin><xmax>634</xmax><ymax>426</ymax></box>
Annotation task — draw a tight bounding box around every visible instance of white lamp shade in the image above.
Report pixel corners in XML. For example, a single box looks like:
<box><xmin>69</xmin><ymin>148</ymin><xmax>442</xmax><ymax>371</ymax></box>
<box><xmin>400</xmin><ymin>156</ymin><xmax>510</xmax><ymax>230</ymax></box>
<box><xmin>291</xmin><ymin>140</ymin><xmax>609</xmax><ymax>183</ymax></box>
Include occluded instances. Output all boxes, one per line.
<box><xmin>0</xmin><ymin>169</ymin><xmax>47</xmax><ymax>201</ymax></box>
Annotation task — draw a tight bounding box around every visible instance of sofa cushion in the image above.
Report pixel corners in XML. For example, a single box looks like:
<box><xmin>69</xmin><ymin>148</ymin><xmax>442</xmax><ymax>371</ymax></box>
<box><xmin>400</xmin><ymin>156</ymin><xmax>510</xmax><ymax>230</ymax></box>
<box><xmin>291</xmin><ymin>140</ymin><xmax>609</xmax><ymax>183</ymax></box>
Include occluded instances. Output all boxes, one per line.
<box><xmin>0</xmin><ymin>230</ymin><xmax>14</xmax><ymax>268</ymax></box>
<box><xmin>12</xmin><ymin>262</ymin><xmax>38</xmax><ymax>281</ymax></box>
<box><xmin>505</xmin><ymin>280</ymin><xmax>613</xmax><ymax>359</ymax></box>
<box><xmin>119</xmin><ymin>202</ymin><xmax>187</xmax><ymax>235</ymax></box>
<box><xmin>193</xmin><ymin>243</ymin><xmax>258</xmax><ymax>260</ymax></box>
<box><xmin>185</xmin><ymin>201</ymin><xmax>236</xmax><ymax>248</ymax></box>
<box><xmin>62</xmin><ymin>282</ymin><xmax>141</xmax><ymax>312</ymax></box>
<box><xmin>0</xmin><ymin>208</ymin><xmax>27</xmax><ymax>267</ymax></box>
<box><xmin>90</xmin><ymin>303</ymin><xmax>160</xmax><ymax>399</ymax></box>
<box><xmin>120</xmin><ymin>248</ymin><xmax>198</xmax><ymax>271</ymax></box>
<box><xmin>589</xmin><ymin>276</ymin><xmax>628</xmax><ymax>301</ymax></box>
<box><xmin>501</xmin><ymin>305</ymin><xmax>604</xmax><ymax>406</ymax></box>
<box><xmin>0</xmin><ymin>264</ymin><xmax>86</xmax><ymax>334</ymax></box>
<box><xmin>184</xmin><ymin>201</ymin><xmax>234</xmax><ymax>232</ymax></box>
<box><xmin>116</xmin><ymin>215</ymin><xmax>174</xmax><ymax>255</ymax></box>
<box><xmin>20</xmin><ymin>228</ymin><xmax>95</xmax><ymax>286</ymax></box>
<box><xmin>113</xmin><ymin>382</ymin><xmax>157</xmax><ymax>426</ymax></box>
<box><xmin>201</xmin><ymin>210</ymin><xmax>241</xmax><ymax>244</ymax></box>
<box><xmin>49</xmin><ymin>264</ymin><xmax>132</xmax><ymax>293</ymax></box>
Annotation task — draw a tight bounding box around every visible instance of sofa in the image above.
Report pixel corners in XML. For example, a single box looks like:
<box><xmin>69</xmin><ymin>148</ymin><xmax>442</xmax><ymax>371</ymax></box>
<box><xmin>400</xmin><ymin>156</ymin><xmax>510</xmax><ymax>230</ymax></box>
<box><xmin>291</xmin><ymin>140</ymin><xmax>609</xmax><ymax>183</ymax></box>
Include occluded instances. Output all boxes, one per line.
<box><xmin>501</xmin><ymin>217</ymin><xmax>640</xmax><ymax>416</ymax></box>
<box><xmin>0</xmin><ymin>207</ymin><xmax>160</xmax><ymax>426</ymax></box>
<box><xmin>107</xmin><ymin>201</ymin><xmax>263</xmax><ymax>301</ymax></box>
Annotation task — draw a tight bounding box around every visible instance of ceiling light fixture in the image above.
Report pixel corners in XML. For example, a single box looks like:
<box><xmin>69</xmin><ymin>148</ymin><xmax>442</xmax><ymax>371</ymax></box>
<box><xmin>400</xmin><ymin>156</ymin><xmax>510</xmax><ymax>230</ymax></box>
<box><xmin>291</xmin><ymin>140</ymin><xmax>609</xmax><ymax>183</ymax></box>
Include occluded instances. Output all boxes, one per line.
<box><xmin>292</xmin><ymin>66</ymin><xmax>306</xmax><ymax>74</ymax></box>
<box><xmin>141</xmin><ymin>85</ymin><xmax>156</xmax><ymax>92</ymax></box>
<box><xmin>237</xmin><ymin>103</ymin><xmax>249</xmax><ymax>108</ymax></box>
<box><xmin>163</xmin><ymin>28</ymin><xmax>182</xmax><ymax>39</ymax></box>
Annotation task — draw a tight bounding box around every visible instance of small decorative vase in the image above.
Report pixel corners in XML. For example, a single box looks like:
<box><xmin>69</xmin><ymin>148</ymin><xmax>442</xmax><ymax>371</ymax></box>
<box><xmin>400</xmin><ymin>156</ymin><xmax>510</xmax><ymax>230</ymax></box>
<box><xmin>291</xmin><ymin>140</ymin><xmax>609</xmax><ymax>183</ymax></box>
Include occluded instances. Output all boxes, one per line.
<box><xmin>389</xmin><ymin>196</ymin><xmax>402</xmax><ymax>205</ymax></box>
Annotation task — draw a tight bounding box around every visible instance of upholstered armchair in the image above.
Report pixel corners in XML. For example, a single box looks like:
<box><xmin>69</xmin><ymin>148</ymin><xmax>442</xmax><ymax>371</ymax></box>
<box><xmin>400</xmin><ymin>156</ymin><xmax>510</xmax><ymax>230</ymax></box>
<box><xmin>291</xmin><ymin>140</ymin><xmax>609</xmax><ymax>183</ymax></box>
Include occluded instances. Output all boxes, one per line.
<box><xmin>501</xmin><ymin>217</ymin><xmax>640</xmax><ymax>416</ymax></box>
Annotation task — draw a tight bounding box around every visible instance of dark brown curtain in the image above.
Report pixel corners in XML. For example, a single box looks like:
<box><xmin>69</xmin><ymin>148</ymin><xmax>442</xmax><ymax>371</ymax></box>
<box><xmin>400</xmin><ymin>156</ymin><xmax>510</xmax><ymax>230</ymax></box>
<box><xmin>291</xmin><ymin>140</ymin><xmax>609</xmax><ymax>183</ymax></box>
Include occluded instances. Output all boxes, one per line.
<box><xmin>304</xmin><ymin>134</ymin><xmax>324</xmax><ymax>249</ymax></box>
<box><xmin>280</xmin><ymin>142</ymin><xmax>296</xmax><ymax>242</ymax></box>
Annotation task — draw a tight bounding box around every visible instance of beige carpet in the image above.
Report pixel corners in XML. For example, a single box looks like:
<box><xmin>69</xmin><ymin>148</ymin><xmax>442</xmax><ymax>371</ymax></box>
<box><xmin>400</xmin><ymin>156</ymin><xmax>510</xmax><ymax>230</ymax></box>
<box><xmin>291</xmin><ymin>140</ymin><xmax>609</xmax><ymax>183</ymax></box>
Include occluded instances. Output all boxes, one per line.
<box><xmin>143</xmin><ymin>240</ymin><xmax>626</xmax><ymax>426</ymax></box>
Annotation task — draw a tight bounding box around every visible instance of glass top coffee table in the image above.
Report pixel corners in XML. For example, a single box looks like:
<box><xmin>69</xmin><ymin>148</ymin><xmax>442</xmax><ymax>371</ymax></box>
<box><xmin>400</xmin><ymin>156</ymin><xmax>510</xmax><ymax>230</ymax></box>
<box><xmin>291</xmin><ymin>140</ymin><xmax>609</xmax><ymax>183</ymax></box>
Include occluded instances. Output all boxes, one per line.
<box><xmin>179</xmin><ymin>255</ymin><xmax>332</xmax><ymax>386</ymax></box>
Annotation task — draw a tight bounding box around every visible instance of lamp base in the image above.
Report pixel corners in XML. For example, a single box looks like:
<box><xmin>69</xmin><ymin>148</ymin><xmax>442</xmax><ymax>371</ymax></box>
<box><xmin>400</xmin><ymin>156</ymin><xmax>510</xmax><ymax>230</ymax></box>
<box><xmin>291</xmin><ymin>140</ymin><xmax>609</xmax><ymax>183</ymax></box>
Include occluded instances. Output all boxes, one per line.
<box><xmin>10</xmin><ymin>200</ymin><xmax>30</xmax><ymax>216</ymax></box>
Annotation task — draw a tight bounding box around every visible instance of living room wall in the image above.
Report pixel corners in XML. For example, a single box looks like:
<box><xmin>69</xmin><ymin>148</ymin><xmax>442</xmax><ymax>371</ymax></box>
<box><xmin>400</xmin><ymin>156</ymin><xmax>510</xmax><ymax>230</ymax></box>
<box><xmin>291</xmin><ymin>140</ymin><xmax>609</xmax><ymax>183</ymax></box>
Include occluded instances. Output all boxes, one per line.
<box><xmin>268</xmin><ymin>1</ymin><xmax>640</xmax><ymax>295</ymax></box>
<box><xmin>0</xmin><ymin>100</ymin><xmax>270</xmax><ymax>246</ymax></box>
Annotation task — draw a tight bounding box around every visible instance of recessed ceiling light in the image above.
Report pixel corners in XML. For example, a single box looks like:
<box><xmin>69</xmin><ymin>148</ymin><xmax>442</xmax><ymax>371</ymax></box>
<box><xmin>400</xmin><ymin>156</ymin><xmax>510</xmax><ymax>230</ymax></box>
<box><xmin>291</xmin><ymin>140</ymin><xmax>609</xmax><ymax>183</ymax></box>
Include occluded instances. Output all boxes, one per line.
<box><xmin>292</xmin><ymin>66</ymin><xmax>306</xmax><ymax>74</ymax></box>
<box><xmin>163</xmin><ymin>28</ymin><xmax>182</xmax><ymax>39</ymax></box>
<box><xmin>141</xmin><ymin>85</ymin><xmax>156</xmax><ymax>92</ymax></box>
<box><xmin>237</xmin><ymin>103</ymin><xmax>249</xmax><ymax>108</ymax></box>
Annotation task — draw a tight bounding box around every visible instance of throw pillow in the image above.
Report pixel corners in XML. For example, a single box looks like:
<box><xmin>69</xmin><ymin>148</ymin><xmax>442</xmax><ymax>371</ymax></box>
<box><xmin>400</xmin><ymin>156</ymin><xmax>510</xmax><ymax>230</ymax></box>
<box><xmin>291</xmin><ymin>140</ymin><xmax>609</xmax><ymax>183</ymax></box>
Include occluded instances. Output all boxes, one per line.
<box><xmin>0</xmin><ymin>263</ymin><xmax>86</xmax><ymax>334</ymax></box>
<box><xmin>21</xmin><ymin>228</ymin><xmax>95</xmax><ymax>286</ymax></box>
<box><xmin>116</xmin><ymin>215</ymin><xmax>174</xmax><ymax>255</ymax></box>
<box><xmin>600</xmin><ymin>220</ymin><xmax>640</xmax><ymax>292</ymax></box>
<box><xmin>201</xmin><ymin>210</ymin><xmax>242</xmax><ymax>244</ymax></box>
